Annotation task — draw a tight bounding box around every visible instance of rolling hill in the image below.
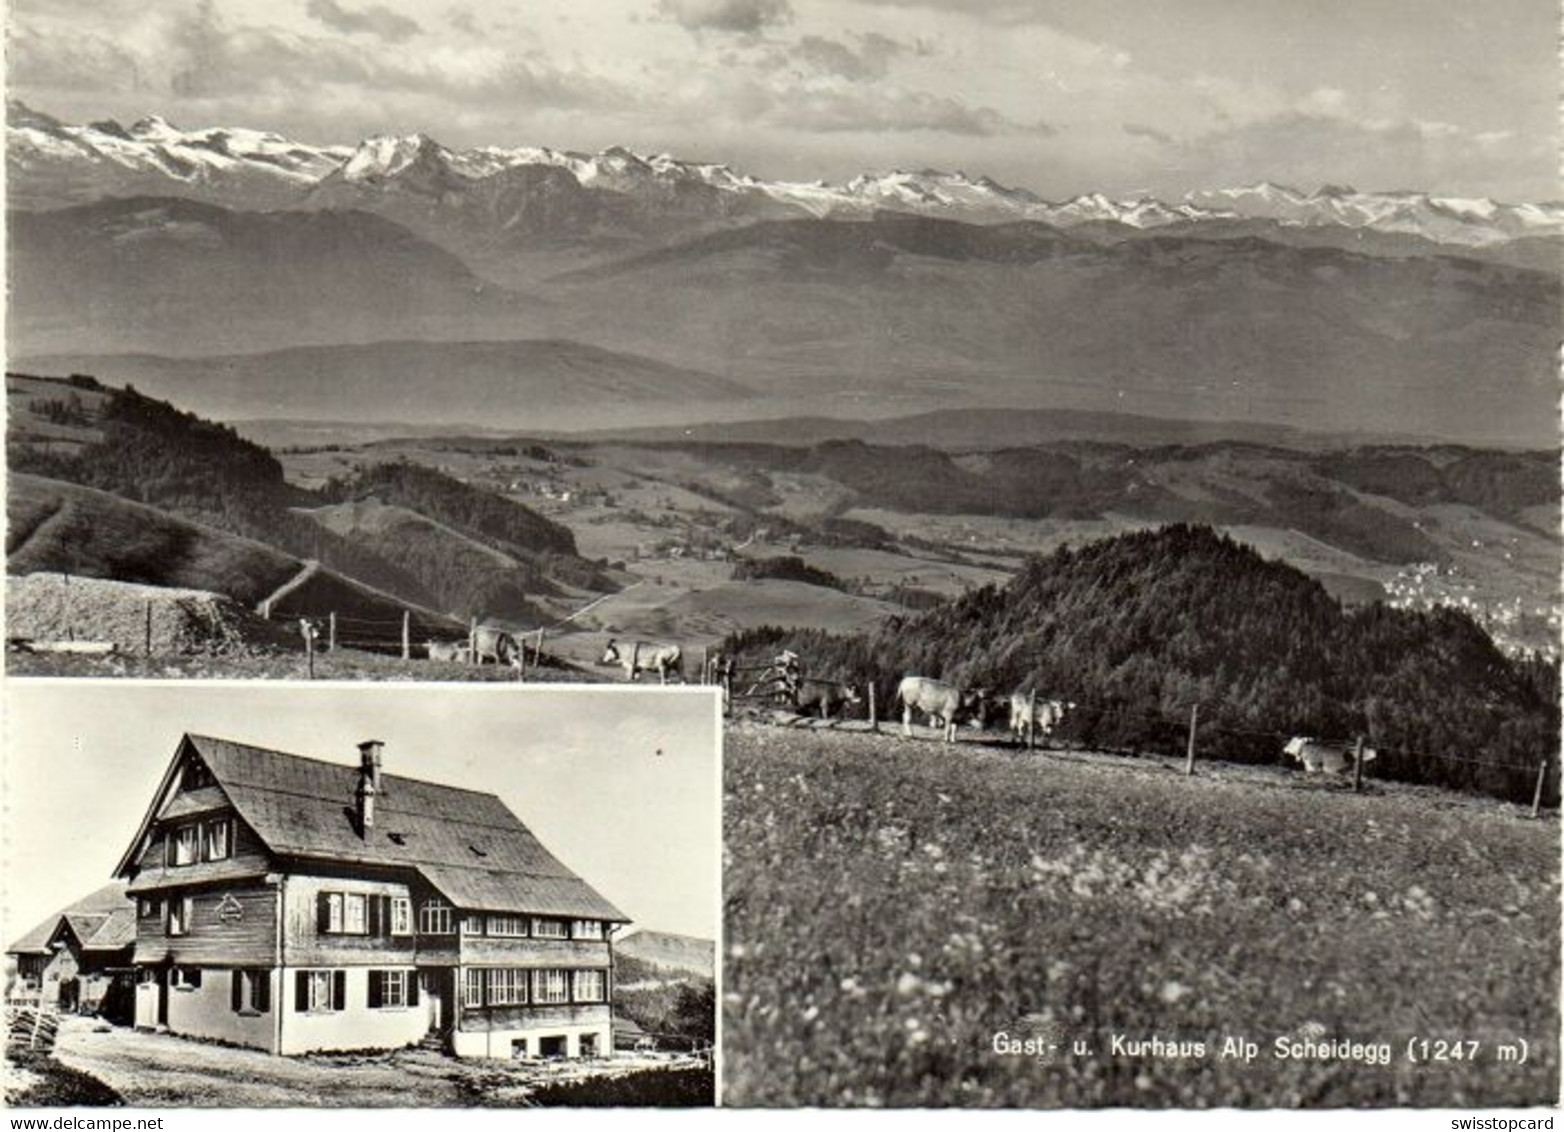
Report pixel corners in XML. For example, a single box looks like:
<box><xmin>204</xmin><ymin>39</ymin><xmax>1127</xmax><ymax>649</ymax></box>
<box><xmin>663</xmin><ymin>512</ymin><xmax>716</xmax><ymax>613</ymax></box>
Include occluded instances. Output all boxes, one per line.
<box><xmin>14</xmin><ymin>339</ymin><xmax>755</xmax><ymax>432</ymax></box>
<box><xmin>722</xmin><ymin>525</ymin><xmax>1558</xmax><ymax>803</ymax></box>
<box><xmin>6</xmin><ymin>197</ymin><xmax>534</xmax><ymax>356</ymax></box>
<box><xmin>615</xmin><ymin>931</ymin><xmax>716</xmax><ymax>979</ymax></box>
<box><xmin>546</xmin><ymin>215</ymin><xmax>1561</xmax><ymax>446</ymax></box>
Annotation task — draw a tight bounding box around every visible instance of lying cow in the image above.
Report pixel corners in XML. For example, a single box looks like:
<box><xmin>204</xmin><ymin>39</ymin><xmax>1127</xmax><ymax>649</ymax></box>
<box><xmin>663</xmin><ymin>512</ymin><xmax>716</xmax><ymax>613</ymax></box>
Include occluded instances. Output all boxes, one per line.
<box><xmin>426</xmin><ymin>640</ymin><xmax>472</xmax><ymax>663</ymax></box>
<box><xmin>1009</xmin><ymin>693</ymin><xmax>1073</xmax><ymax>743</ymax></box>
<box><xmin>896</xmin><ymin>675</ymin><xmax>986</xmax><ymax>743</ymax></box>
<box><xmin>785</xmin><ymin>681</ymin><xmax>863</xmax><ymax>720</ymax></box>
<box><xmin>1284</xmin><ymin>736</ymin><xmax>1377</xmax><ymax>776</ymax></box>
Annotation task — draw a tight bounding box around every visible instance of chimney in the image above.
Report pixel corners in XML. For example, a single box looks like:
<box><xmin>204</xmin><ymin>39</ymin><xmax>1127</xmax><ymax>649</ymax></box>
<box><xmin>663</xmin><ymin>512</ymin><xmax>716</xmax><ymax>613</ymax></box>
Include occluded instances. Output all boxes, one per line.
<box><xmin>356</xmin><ymin>740</ymin><xmax>383</xmax><ymax>835</ymax></box>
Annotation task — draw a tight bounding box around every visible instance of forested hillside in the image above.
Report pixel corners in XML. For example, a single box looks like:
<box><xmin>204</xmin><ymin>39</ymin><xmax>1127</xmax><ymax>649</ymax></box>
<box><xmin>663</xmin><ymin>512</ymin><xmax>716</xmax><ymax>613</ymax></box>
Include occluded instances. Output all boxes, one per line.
<box><xmin>725</xmin><ymin>525</ymin><xmax>1557</xmax><ymax>802</ymax></box>
<box><xmin>8</xmin><ymin>379</ymin><xmax>613</xmax><ymax>621</ymax></box>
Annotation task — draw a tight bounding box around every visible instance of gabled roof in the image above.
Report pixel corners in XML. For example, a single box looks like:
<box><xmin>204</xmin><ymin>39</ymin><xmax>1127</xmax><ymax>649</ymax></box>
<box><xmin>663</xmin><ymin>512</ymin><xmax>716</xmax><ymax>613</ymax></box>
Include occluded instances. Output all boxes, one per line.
<box><xmin>118</xmin><ymin>734</ymin><xmax>628</xmax><ymax>922</ymax></box>
<box><xmin>6</xmin><ymin>880</ymin><xmax>135</xmax><ymax>957</ymax></box>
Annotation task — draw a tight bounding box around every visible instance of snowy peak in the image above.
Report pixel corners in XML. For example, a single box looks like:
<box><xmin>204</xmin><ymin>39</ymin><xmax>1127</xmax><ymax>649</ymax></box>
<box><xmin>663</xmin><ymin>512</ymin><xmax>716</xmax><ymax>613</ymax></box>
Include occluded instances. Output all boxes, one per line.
<box><xmin>8</xmin><ymin>102</ymin><xmax>1561</xmax><ymax>248</ymax></box>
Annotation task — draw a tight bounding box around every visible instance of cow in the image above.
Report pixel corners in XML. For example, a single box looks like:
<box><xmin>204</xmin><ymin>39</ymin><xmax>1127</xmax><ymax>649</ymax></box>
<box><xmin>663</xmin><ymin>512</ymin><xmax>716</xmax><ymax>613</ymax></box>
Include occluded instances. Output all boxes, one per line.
<box><xmin>895</xmin><ymin>675</ymin><xmax>986</xmax><ymax>742</ymax></box>
<box><xmin>1009</xmin><ymin>693</ymin><xmax>1074</xmax><ymax>743</ymax></box>
<box><xmin>602</xmin><ymin>639</ymin><xmax>683</xmax><ymax>684</ymax></box>
<box><xmin>1283</xmin><ymin>736</ymin><xmax>1377</xmax><ymax>776</ymax></box>
<box><xmin>426</xmin><ymin>640</ymin><xmax>472</xmax><ymax>663</ymax></box>
<box><xmin>785</xmin><ymin>681</ymin><xmax>863</xmax><ymax>720</ymax></box>
<box><xmin>472</xmin><ymin>625</ymin><xmax>522</xmax><ymax>667</ymax></box>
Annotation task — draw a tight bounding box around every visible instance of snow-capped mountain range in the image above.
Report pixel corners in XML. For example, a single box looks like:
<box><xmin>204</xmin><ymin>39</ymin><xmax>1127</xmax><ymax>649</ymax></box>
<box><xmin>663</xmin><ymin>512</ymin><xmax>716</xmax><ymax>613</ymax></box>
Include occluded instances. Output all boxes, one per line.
<box><xmin>9</xmin><ymin>100</ymin><xmax>1562</xmax><ymax>248</ymax></box>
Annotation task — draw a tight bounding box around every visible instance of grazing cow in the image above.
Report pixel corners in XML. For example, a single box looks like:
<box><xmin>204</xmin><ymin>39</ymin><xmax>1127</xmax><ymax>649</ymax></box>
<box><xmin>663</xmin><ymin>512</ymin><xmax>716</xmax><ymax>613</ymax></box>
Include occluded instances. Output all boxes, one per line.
<box><xmin>426</xmin><ymin>640</ymin><xmax>471</xmax><ymax>663</ymax></box>
<box><xmin>472</xmin><ymin>625</ymin><xmax>521</xmax><ymax>666</ymax></box>
<box><xmin>602</xmin><ymin>638</ymin><xmax>683</xmax><ymax>684</ymax></box>
<box><xmin>1283</xmin><ymin>736</ymin><xmax>1377</xmax><ymax>776</ymax></box>
<box><xmin>1008</xmin><ymin>693</ymin><xmax>1074</xmax><ymax>743</ymax></box>
<box><xmin>786</xmin><ymin>681</ymin><xmax>863</xmax><ymax>720</ymax></box>
<box><xmin>895</xmin><ymin>675</ymin><xmax>985</xmax><ymax>742</ymax></box>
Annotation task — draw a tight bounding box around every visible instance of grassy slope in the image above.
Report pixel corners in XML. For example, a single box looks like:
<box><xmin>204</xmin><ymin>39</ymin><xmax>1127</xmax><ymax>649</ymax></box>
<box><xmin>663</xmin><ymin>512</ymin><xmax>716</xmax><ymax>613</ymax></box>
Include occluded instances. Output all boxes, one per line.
<box><xmin>723</xmin><ymin>723</ymin><xmax>1559</xmax><ymax>1107</ymax></box>
<box><xmin>7</xmin><ymin>472</ymin><xmax>300</xmax><ymax>604</ymax></box>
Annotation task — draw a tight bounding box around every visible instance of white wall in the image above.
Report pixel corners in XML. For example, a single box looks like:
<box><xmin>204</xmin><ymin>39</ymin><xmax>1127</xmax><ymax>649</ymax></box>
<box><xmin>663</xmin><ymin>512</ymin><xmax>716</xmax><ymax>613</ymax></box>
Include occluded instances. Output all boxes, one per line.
<box><xmin>277</xmin><ymin>967</ymin><xmax>429</xmax><ymax>1056</ymax></box>
<box><xmin>451</xmin><ymin>1021</ymin><xmax>611</xmax><ymax>1061</ymax></box>
<box><xmin>165</xmin><ymin>970</ymin><xmax>278</xmax><ymax>1053</ymax></box>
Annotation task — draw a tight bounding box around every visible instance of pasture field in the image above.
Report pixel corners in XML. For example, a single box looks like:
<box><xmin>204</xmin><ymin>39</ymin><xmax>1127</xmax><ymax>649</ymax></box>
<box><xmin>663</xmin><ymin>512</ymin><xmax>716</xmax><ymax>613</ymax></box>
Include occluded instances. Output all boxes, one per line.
<box><xmin>3</xmin><ymin>644</ymin><xmax>611</xmax><ymax>682</ymax></box>
<box><xmin>722</xmin><ymin>722</ymin><xmax>1560</xmax><ymax>1108</ymax></box>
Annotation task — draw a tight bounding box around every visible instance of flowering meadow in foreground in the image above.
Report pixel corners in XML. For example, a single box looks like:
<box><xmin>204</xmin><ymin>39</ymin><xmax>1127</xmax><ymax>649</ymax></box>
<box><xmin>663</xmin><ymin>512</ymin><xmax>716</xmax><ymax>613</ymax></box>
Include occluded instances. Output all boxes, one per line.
<box><xmin>722</xmin><ymin>723</ymin><xmax>1559</xmax><ymax>1107</ymax></box>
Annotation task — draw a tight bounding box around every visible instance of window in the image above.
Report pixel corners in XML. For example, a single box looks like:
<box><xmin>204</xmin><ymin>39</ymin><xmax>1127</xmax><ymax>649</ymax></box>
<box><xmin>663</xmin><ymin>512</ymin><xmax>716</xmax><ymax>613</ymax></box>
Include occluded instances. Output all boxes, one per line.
<box><xmin>138</xmin><ymin>897</ymin><xmax>161</xmax><ymax>921</ymax></box>
<box><xmin>487</xmin><ymin>914</ymin><xmax>527</xmax><ymax>937</ymax></box>
<box><xmin>320</xmin><ymin>892</ymin><xmax>370</xmax><ymax>935</ymax></box>
<box><xmin>231</xmin><ymin>969</ymin><xmax>270</xmax><ymax>1014</ymax></box>
<box><xmin>391</xmin><ymin>897</ymin><xmax>412</xmax><ymax>936</ymax></box>
<box><xmin>203</xmin><ymin>819</ymin><xmax>230</xmax><ymax>862</ymax></box>
<box><xmin>420</xmin><ymin>898</ymin><xmax>453</xmax><ymax>935</ymax></box>
<box><xmin>461</xmin><ymin>914</ymin><xmax>484</xmax><ymax>936</ymax></box>
<box><xmin>170</xmin><ymin>967</ymin><xmax>202</xmax><ymax>990</ymax></box>
<box><xmin>170</xmin><ymin>826</ymin><xmax>199</xmax><ymax>867</ymax></box>
<box><xmin>167</xmin><ymin>818</ymin><xmax>232</xmax><ymax>867</ymax></box>
<box><xmin>534</xmin><ymin>969</ymin><xmax>569</xmax><ymax>1005</ymax></box>
<box><xmin>368</xmin><ymin>970</ymin><xmax>416</xmax><ymax>1009</ymax></box>
<box><xmin>486</xmin><ymin>969</ymin><xmax>527</xmax><ymax>1006</ymax></box>
<box><xmin>295</xmin><ymin>970</ymin><xmax>346</xmax><ymax>1013</ymax></box>
<box><xmin>572</xmin><ymin>920</ymin><xmax>604</xmax><ymax>941</ymax></box>
<box><xmin>463</xmin><ymin>969</ymin><xmax>483</xmax><ymax>1009</ymax></box>
<box><xmin>167</xmin><ymin>895</ymin><xmax>193</xmax><ymax>936</ymax></box>
<box><xmin>532</xmin><ymin>918</ymin><xmax>568</xmax><ymax>940</ymax></box>
<box><xmin>572</xmin><ymin>970</ymin><xmax>606</xmax><ymax>1003</ymax></box>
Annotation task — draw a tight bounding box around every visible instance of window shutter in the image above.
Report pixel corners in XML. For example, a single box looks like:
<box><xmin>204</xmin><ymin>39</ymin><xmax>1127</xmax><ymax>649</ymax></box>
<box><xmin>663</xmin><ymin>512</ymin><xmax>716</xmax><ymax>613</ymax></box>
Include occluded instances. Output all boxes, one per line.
<box><xmin>255</xmin><ymin>972</ymin><xmax>271</xmax><ymax>1014</ymax></box>
<box><xmin>317</xmin><ymin>892</ymin><xmax>331</xmax><ymax>933</ymax></box>
<box><xmin>368</xmin><ymin>971</ymin><xmax>383</xmax><ymax>1009</ymax></box>
<box><xmin>332</xmin><ymin>970</ymin><xmax>346</xmax><ymax>1011</ymax></box>
<box><xmin>295</xmin><ymin>971</ymin><xmax>309</xmax><ymax>1013</ymax></box>
<box><xmin>231</xmin><ymin>970</ymin><xmax>243</xmax><ymax>1012</ymax></box>
<box><xmin>408</xmin><ymin>972</ymin><xmax>419</xmax><ymax>1007</ymax></box>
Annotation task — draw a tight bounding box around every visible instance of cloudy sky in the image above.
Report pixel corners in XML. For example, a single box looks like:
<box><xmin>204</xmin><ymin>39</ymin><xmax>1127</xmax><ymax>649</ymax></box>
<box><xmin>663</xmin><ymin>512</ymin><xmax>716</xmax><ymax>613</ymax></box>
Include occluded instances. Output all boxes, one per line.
<box><xmin>8</xmin><ymin>0</ymin><xmax>1559</xmax><ymax>200</ymax></box>
<box><xmin>3</xmin><ymin>682</ymin><xmax>719</xmax><ymax>942</ymax></box>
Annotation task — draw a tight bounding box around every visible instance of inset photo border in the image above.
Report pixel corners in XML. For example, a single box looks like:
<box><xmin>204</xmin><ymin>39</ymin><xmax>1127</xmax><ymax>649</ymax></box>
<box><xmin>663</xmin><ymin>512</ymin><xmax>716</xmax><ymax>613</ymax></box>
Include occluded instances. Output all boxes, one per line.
<box><xmin>2</xmin><ymin>680</ymin><xmax>720</xmax><ymax>1108</ymax></box>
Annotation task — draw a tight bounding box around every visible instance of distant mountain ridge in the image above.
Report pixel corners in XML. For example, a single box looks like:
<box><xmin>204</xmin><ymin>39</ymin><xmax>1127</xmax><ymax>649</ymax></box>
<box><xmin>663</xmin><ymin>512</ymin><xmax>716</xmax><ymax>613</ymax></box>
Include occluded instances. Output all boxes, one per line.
<box><xmin>616</xmin><ymin>930</ymin><xmax>715</xmax><ymax>978</ymax></box>
<box><xmin>11</xmin><ymin>101</ymin><xmax>1561</xmax><ymax>249</ymax></box>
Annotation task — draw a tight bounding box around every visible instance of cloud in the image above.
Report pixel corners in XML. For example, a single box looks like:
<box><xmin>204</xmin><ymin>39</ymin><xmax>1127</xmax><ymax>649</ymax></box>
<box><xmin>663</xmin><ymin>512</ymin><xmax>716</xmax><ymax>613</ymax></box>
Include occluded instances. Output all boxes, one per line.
<box><xmin>1123</xmin><ymin>122</ymin><xmax>1172</xmax><ymax>145</ymax></box>
<box><xmin>446</xmin><ymin>5</ymin><xmax>479</xmax><ymax>36</ymax></box>
<box><xmin>770</xmin><ymin>87</ymin><xmax>1018</xmax><ymax>136</ymax></box>
<box><xmin>793</xmin><ymin>32</ymin><xmax>906</xmax><ymax>82</ymax></box>
<box><xmin>9</xmin><ymin>22</ymin><xmax>146</xmax><ymax>93</ymax></box>
<box><xmin>657</xmin><ymin>0</ymin><xmax>792</xmax><ymax>35</ymax></box>
<box><xmin>306</xmin><ymin>0</ymin><xmax>422</xmax><ymax>42</ymax></box>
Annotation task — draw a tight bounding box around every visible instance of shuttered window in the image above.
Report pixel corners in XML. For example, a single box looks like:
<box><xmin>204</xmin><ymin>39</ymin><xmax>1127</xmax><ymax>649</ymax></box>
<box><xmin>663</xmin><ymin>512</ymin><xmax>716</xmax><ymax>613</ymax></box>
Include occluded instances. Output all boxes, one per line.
<box><xmin>295</xmin><ymin>970</ymin><xmax>346</xmax><ymax>1013</ymax></box>
<box><xmin>318</xmin><ymin>891</ymin><xmax>381</xmax><ymax>935</ymax></box>
<box><xmin>368</xmin><ymin>970</ymin><xmax>413</xmax><ymax>1009</ymax></box>
<box><xmin>231</xmin><ymin>970</ymin><xmax>271</xmax><ymax>1014</ymax></box>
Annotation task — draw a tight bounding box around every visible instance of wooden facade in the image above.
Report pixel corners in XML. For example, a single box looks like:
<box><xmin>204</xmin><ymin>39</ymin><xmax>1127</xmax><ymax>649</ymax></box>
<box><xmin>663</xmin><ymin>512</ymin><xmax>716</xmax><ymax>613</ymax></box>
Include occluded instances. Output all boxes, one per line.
<box><xmin>117</xmin><ymin>734</ymin><xmax>629</xmax><ymax>1059</ymax></box>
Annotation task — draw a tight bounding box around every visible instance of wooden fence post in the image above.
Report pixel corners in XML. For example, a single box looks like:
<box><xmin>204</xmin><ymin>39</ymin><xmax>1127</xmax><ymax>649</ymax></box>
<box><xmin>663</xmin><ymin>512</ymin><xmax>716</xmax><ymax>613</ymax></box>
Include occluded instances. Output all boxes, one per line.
<box><xmin>1353</xmin><ymin>735</ymin><xmax>1365</xmax><ymax>793</ymax></box>
<box><xmin>305</xmin><ymin>623</ymin><xmax>316</xmax><ymax>680</ymax></box>
<box><xmin>144</xmin><ymin>601</ymin><xmax>153</xmax><ymax>656</ymax></box>
<box><xmin>1027</xmin><ymin>689</ymin><xmax>1037</xmax><ymax>751</ymax></box>
<box><xmin>327</xmin><ymin>612</ymin><xmax>336</xmax><ymax>653</ymax></box>
<box><xmin>868</xmin><ymin>682</ymin><xmax>878</xmax><ymax>732</ymax></box>
<box><xmin>1532</xmin><ymin>758</ymin><xmax>1547</xmax><ymax>819</ymax></box>
<box><xmin>1184</xmin><ymin>703</ymin><xmax>1199</xmax><ymax>776</ymax></box>
<box><xmin>469</xmin><ymin>617</ymin><xmax>478</xmax><ymax>666</ymax></box>
<box><xmin>535</xmin><ymin>628</ymin><xmax>545</xmax><ymax>668</ymax></box>
<box><xmin>401</xmin><ymin>612</ymin><xmax>410</xmax><ymax>661</ymax></box>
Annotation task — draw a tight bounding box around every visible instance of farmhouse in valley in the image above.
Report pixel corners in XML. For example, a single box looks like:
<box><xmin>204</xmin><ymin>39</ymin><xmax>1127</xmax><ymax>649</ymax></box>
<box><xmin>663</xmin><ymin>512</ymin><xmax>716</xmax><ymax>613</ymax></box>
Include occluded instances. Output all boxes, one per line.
<box><xmin>114</xmin><ymin>733</ymin><xmax>628</xmax><ymax>1058</ymax></box>
<box><xmin>6</xmin><ymin>880</ymin><xmax>137</xmax><ymax>1018</ymax></box>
